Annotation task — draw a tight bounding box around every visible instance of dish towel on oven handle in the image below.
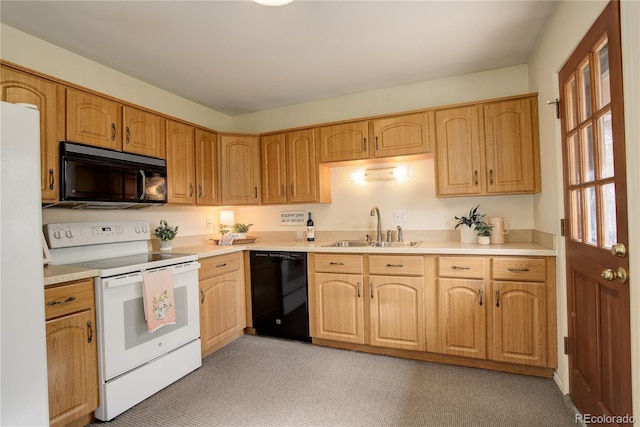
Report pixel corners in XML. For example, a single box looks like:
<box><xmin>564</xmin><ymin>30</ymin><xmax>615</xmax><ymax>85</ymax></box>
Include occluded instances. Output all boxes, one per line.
<box><xmin>142</xmin><ymin>268</ymin><xmax>176</xmax><ymax>333</ymax></box>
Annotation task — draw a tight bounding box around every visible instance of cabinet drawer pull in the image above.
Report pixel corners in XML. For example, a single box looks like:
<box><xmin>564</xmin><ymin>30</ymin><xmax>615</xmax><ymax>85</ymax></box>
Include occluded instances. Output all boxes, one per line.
<box><xmin>215</xmin><ymin>263</ymin><xmax>227</xmax><ymax>268</ymax></box>
<box><xmin>386</xmin><ymin>263</ymin><xmax>404</xmax><ymax>268</ymax></box>
<box><xmin>495</xmin><ymin>289</ymin><xmax>500</xmax><ymax>307</ymax></box>
<box><xmin>479</xmin><ymin>288</ymin><xmax>483</xmax><ymax>306</ymax></box>
<box><xmin>47</xmin><ymin>296</ymin><xmax>76</xmax><ymax>306</ymax></box>
<box><xmin>200</xmin><ymin>289</ymin><xmax>205</xmax><ymax>304</ymax></box>
<box><xmin>451</xmin><ymin>265</ymin><xmax>471</xmax><ymax>270</ymax></box>
<box><xmin>507</xmin><ymin>267</ymin><xmax>530</xmax><ymax>272</ymax></box>
<box><xmin>125</xmin><ymin>126</ymin><xmax>131</xmax><ymax>144</ymax></box>
<box><xmin>357</xmin><ymin>282</ymin><xmax>361</xmax><ymax>298</ymax></box>
<box><xmin>87</xmin><ymin>321</ymin><xmax>93</xmax><ymax>344</ymax></box>
<box><xmin>111</xmin><ymin>123</ymin><xmax>116</xmax><ymax>141</ymax></box>
<box><xmin>329</xmin><ymin>262</ymin><xmax>345</xmax><ymax>266</ymax></box>
<box><xmin>48</xmin><ymin>168</ymin><xmax>55</xmax><ymax>190</ymax></box>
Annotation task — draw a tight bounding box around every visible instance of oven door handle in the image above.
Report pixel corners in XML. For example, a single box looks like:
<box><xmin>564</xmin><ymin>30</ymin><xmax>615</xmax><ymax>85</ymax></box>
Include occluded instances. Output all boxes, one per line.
<box><xmin>173</xmin><ymin>261</ymin><xmax>201</xmax><ymax>274</ymax></box>
<box><xmin>103</xmin><ymin>262</ymin><xmax>200</xmax><ymax>288</ymax></box>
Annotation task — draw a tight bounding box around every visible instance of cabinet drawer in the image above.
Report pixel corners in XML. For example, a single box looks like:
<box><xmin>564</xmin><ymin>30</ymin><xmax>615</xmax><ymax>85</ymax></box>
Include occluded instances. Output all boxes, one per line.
<box><xmin>314</xmin><ymin>254</ymin><xmax>363</xmax><ymax>274</ymax></box>
<box><xmin>492</xmin><ymin>258</ymin><xmax>546</xmax><ymax>282</ymax></box>
<box><xmin>438</xmin><ymin>257</ymin><xmax>486</xmax><ymax>279</ymax></box>
<box><xmin>199</xmin><ymin>252</ymin><xmax>242</xmax><ymax>280</ymax></box>
<box><xmin>45</xmin><ymin>279</ymin><xmax>95</xmax><ymax>320</ymax></box>
<box><xmin>368</xmin><ymin>255</ymin><xmax>424</xmax><ymax>276</ymax></box>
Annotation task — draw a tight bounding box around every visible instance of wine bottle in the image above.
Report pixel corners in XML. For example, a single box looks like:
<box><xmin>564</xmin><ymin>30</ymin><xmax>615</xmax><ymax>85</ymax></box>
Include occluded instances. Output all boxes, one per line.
<box><xmin>306</xmin><ymin>212</ymin><xmax>315</xmax><ymax>242</ymax></box>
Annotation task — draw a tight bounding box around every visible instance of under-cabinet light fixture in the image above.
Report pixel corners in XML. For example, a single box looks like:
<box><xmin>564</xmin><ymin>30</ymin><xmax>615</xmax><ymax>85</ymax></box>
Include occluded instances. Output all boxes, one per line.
<box><xmin>350</xmin><ymin>166</ymin><xmax>412</xmax><ymax>185</ymax></box>
<box><xmin>252</xmin><ymin>0</ymin><xmax>294</xmax><ymax>6</ymax></box>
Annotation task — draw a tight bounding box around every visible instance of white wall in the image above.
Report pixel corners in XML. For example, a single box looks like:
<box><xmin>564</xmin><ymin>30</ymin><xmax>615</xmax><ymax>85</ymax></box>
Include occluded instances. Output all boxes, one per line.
<box><xmin>528</xmin><ymin>2</ymin><xmax>640</xmax><ymax>420</ymax></box>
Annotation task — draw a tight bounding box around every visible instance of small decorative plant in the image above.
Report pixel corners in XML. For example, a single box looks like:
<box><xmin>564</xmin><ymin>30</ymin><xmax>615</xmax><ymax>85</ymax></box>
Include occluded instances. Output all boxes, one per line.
<box><xmin>475</xmin><ymin>223</ymin><xmax>493</xmax><ymax>237</ymax></box>
<box><xmin>154</xmin><ymin>219</ymin><xmax>179</xmax><ymax>241</ymax></box>
<box><xmin>454</xmin><ymin>205</ymin><xmax>487</xmax><ymax>231</ymax></box>
<box><xmin>232</xmin><ymin>223</ymin><xmax>253</xmax><ymax>233</ymax></box>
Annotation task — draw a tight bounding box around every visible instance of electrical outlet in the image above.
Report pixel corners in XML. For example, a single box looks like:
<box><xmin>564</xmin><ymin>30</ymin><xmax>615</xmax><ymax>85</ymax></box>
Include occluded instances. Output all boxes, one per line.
<box><xmin>206</xmin><ymin>216</ymin><xmax>213</xmax><ymax>226</ymax></box>
<box><xmin>393</xmin><ymin>210</ymin><xmax>407</xmax><ymax>223</ymax></box>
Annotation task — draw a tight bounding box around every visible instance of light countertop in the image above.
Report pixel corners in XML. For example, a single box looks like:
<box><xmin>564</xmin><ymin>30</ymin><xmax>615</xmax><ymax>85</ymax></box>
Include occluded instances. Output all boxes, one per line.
<box><xmin>43</xmin><ymin>238</ymin><xmax>556</xmax><ymax>286</ymax></box>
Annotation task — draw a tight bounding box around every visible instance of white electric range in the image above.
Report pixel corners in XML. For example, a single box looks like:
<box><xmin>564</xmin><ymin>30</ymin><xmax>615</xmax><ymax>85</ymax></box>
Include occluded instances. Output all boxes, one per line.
<box><xmin>44</xmin><ymin>221</ymin><xmax>202</xmax><ymax>421</ymax></box>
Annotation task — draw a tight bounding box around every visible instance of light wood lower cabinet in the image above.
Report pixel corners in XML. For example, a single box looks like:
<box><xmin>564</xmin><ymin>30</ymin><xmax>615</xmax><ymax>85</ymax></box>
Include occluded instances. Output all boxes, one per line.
<box><xmin>45</xmin><ymin>279</ymin><xmax>98</xmax><ymax>427</ymax></box>
<box><xmin>310</xmin><ymin>254</ymin><xmax>425</xmax><ymax>352</ymax></box>
<box><xmin>199</xmin><ymin>253</ymin><xmax>246</xmax><ymax>358</ymax></box>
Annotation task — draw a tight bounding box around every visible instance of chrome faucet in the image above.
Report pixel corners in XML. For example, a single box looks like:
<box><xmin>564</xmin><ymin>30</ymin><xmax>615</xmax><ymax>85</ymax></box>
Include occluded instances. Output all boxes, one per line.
<box><xmin>397</xmin><ymin>225</ymin><xmax>403</xmax><ymax>242</ymax></box>
<box><xmin>370</xmin><ymin>206</ymin><xmax>382</xmax><ymax>242</ymax></box>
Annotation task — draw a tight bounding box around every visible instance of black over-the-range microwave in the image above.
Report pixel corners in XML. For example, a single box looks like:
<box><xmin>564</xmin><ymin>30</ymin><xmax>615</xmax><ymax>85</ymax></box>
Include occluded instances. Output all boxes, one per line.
<box><xmin>50</xmin><ymin>141</ymin><xmax>168</xmax><ymax>209</ymax></box>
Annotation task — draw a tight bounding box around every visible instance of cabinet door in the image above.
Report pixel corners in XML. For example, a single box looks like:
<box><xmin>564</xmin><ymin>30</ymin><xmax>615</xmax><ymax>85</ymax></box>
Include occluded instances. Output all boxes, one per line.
<box><xmin>372</xmin><ymin>112</ymin><xmax>433</xmax><ymax>158</ymax></box>
<box><xmin>220</xmin><ymin>134</ymin><xmax>260</xmax><ymax>205</ymax></box>
<box><xmin>122</xmin><ymin>105</ymin><xmax>165</xmax><ymax>158</ymax></box>
<box><xmin>318</xmin><ymin>121</ymin><xmax>369</xmax><ymax>163</ymax></box>
<box><xmin>434</xmin><ymin>105</ymin><xmax>484</xmax><ymax>196</ymax></box>
<box><xmin>166</xmin><ymin>120</ymin><xmax>195</xmax><ymax>204</ymax></box>
<box><xmin>483</xmin><ymin>97</ymin><xmax>540</xmax><ymax>194</ymax></box>
<box><xmin>491</xmin><ymin>280</ymin><xmax>547</xmax><ymax>367</ymax></box>
<box><xmin>200</xmin><ymin>270</ymin><xmax>245</xmax><ymax>356</ymax></box>
<box><xmin>0</xmin><ymin>66</ymin><xmax>63</xmax><ymax>202</ymax></box>
<box><xmin>369</xmin><ymin>275</ymin><xmax>425</xmax><ymax>351</ymax></box>
<box><xmin>436</xmin><ymin>278</ymin><xmax>486</xmax><ymax>359</ymax></box>
<box><xmin>66</xmin><ymin>88</ymin><xmax>121</xmax><ymax>150</ymax></box>
<box><xmin>260</xmin><ymin>133</ymin><xmax>287</xmax><ymax>204</ymax></box>
<box><xmin>46</xmin><ymin>310</ymin><xmax>98</xmax><ymax>427</ymax></box>
<box><xmin>287</xmin><ymin>128</ymin><xmax>318</xmax><ymax>203</ymax></box>
<box><xmin>313</xmin><ymin>273</ymin><xmax>364</xmax><ymax>344</ymax></box>
<box><xmin>195</xmin><ymin>128</ymin><xmax>220</xmax><ymax>205</ymax></box>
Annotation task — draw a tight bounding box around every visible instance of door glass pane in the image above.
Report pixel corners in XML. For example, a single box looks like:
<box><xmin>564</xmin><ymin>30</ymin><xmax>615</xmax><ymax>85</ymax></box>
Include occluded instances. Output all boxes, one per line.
<box><xmin>578</xmin><ymin>60</ymin><xmax>592</xmax><ymax>121</ymax></box>
<box><xmin>585</xmin><ymin>186</ymin><xmax>597</xmax><ymax>245</ymax></box>
<box><xmin>598</xmin><ymin>111</ymin><xmax>614</xmax><ymax>179</ymax></box>
<box><xmin>595</xmin><ymin>39</ymin><xmax>611</xmax><ymax>109</ymax></box>
<box><xmin>581</xmin><ymin>124</ymin><xmax>595</xmax><ymax>182</ymax></box>
<box><xmin>568</xmin><ymin>133</ymin><xmax>580</xmax><ymax>185</ymax></box>
<box><xmin>570</xmin><ymin>189</ymin><xmax>583</xmax><ymax>241</ymax></box>
<box><xmin>565</xmin><ymin>76</ymin><xmax>578</xmax><ymax>132</ymax></box>
<box><xmin>601</xmin><ymin>183</ymin><xmax>617</xmax><ymax>248</ymax></box>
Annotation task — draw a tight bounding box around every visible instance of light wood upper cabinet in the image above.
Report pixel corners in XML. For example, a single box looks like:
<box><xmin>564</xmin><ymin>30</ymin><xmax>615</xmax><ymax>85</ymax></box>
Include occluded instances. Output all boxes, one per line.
<box><xmin>318</xmin><ymin>121</ymin><xmax>370</xmax><ymax>163</ymax></box>
<box><xmin>166</xmin><ymin>120</ymin><xmax>196</xmax><ymax>204</ymax></box>
<box><xmin>195</xmin><ymin>128</ymin><xmax>220</xmax><ymax>205</ymax></box>
<box><xmin>434</xmin><ymin>95</ymin><xmax>541</xmax><ymax>197</ymax></box>
<box><xmin>122</xmin><ymin>105</ymin><xmax>165</xmax><ymax>158</ymax></box>
<box><xmin>434</xmin><ymin>105</ymin><xmax>484</xmax><ymax>196</ymax></box>
<box><xmin>261</xmin><ymin>129</ymin><xmax>331</xmax><ymax>205</ymax></box>
<box><xmin>45</xmin><ymin>279</ymin><xmax>98</xmax><ymax>427</ymax></box>
<box><xmin>66</xmin><ymin>88</ymin><xmax>122</xmax><ymax>151</ymax></box>
<box><xmin>220</xmin><ymin>134</ymin><xmax>260</xmax><ymax>205</ymax></box>
<box><xmin>483</xmin><ymin>97</ymin><xmax>540</xmax><ymax>194</ymax></box>
<box><xmin>0</xmin><ymin>65</ymin><xmax>64</xmax><ymax>203</ymax></box>
<box><xmin>371</xmin><ymin>112</ymin><xmax>433</xmax><ymax>158</ymax></box>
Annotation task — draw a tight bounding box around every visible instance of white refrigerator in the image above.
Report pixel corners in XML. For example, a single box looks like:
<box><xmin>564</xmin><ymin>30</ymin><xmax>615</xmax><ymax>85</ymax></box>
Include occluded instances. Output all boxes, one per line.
<box><xmin>0</xmin><ymin>101</ymin><xmax>49</xmax><ymax>425</ymax></box>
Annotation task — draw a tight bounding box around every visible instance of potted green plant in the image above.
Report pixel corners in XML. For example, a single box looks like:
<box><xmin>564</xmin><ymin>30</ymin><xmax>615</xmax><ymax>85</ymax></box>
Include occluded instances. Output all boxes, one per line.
<box><xmin>475</xmin><ymin>223</ymin><xmax>493</xmax><ymax>245</ymax></box>
<box><xmin>231</xmin><ymin>223</ymin><xmax>253</xmax><ymax>239</ymax></box>
<box><xmin>454</xmin><ymin>205</ymin><xmax>486</xmax><ymax>244</ymax></box>
<box><xmin>154</xmin><ymin>219</ymin><xmax>179</xmax><ymax>250</ymax></box>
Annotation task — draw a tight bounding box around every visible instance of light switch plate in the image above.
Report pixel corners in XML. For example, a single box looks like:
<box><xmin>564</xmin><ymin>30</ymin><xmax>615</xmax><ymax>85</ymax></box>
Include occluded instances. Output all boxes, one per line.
<box><xmin>393</xmin><ymin>210</ymin><xmax>407</xmax><ymax>223</ymax></box>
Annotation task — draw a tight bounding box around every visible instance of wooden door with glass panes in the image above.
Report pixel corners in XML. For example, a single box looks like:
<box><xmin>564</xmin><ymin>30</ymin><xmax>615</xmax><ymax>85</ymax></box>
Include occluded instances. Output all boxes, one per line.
<box><xmin>559</xmin><ymin>1</ymin><xmax>631</xmax><ymax>422</ymax></box>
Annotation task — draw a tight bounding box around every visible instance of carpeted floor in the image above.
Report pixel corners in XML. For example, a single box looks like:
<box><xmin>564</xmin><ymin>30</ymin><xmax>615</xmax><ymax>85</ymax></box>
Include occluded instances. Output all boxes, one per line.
<box><xmin>91</xmin><ymin>335</ymin><xmax>579</xmax><ymax>427</ymax></box>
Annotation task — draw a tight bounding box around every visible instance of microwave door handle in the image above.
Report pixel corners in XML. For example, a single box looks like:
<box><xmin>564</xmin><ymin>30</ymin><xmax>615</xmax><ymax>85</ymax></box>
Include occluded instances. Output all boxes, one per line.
<box><xmin>138</xmin><ymin>170</ymin><xmax>146</xmax><ymax>200</ymax></box>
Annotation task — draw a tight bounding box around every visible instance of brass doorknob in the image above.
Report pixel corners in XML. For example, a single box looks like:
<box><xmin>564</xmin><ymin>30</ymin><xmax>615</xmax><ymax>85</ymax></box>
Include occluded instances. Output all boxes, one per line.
<box><xmin>611</xmin><ymin>243</ymin><xmax>627</xmax><ymax>258</ymax></box>
<box><xmin>601</xmin><ymin>267</ymin><xmax>628</xmax><ymax>283</ymax></box>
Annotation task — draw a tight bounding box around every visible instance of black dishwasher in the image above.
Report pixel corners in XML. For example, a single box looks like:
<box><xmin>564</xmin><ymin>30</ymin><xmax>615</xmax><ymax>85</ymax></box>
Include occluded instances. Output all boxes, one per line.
<box><xmin>249</xmin><ymin>251</ymin><xmax>310</xmax><ymax>342</ymax></box>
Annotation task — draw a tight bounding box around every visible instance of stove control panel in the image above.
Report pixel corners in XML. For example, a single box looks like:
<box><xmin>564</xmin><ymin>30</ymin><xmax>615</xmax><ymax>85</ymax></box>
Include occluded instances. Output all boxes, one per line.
<box><xmin>44</xmin><ymin>221</ymin><xmax>150</xmax><ymax>248</ymax></box>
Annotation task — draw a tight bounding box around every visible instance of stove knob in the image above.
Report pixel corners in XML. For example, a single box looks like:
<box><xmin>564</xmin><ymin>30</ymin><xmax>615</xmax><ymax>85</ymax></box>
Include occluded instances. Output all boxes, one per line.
<box><xmin>135</xmin><ymin>225</ymin><xmax>141</xmax><ymax>233</ymax></box>
<box><xmin>53</xmin><ymin>231</ymin><xmax>62</xmax><ymax>240</ymax></box>
<box><xmin>65</xmin><ymin>230</ymin><xmax>74</xmax><ymax>239</ymax></box>
<box><xmin>141</xmin><ymin>225</ymin><xmax>148</xmax><ymax>234</ymax></box>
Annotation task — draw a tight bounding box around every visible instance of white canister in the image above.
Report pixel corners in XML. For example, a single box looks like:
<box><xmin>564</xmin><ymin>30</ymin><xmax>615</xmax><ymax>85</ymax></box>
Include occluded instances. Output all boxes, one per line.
<box><xmin>488</xmin><ymin>217</ymin><xmax>509</xmax><ymax>244</ymax></box>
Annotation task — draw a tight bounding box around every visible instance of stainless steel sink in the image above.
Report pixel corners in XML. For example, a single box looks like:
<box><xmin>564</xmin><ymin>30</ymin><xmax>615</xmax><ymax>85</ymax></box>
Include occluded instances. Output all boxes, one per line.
<box><xmin>324</xmin><ymin>240</ymin><xmax>373</xmax><ymax>247</ymax></box>
<box><xmin>371</xmin><ymin>241</ymin><xmax>421</xmax><ymax>248</ymax></box>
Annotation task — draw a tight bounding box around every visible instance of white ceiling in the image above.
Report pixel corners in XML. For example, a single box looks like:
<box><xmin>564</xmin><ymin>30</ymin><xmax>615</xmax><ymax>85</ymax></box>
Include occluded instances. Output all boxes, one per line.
<box><xmin>0</xmin><ymin>0</ymin><xmax>557</xmax><ymax>116</ymax></box>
